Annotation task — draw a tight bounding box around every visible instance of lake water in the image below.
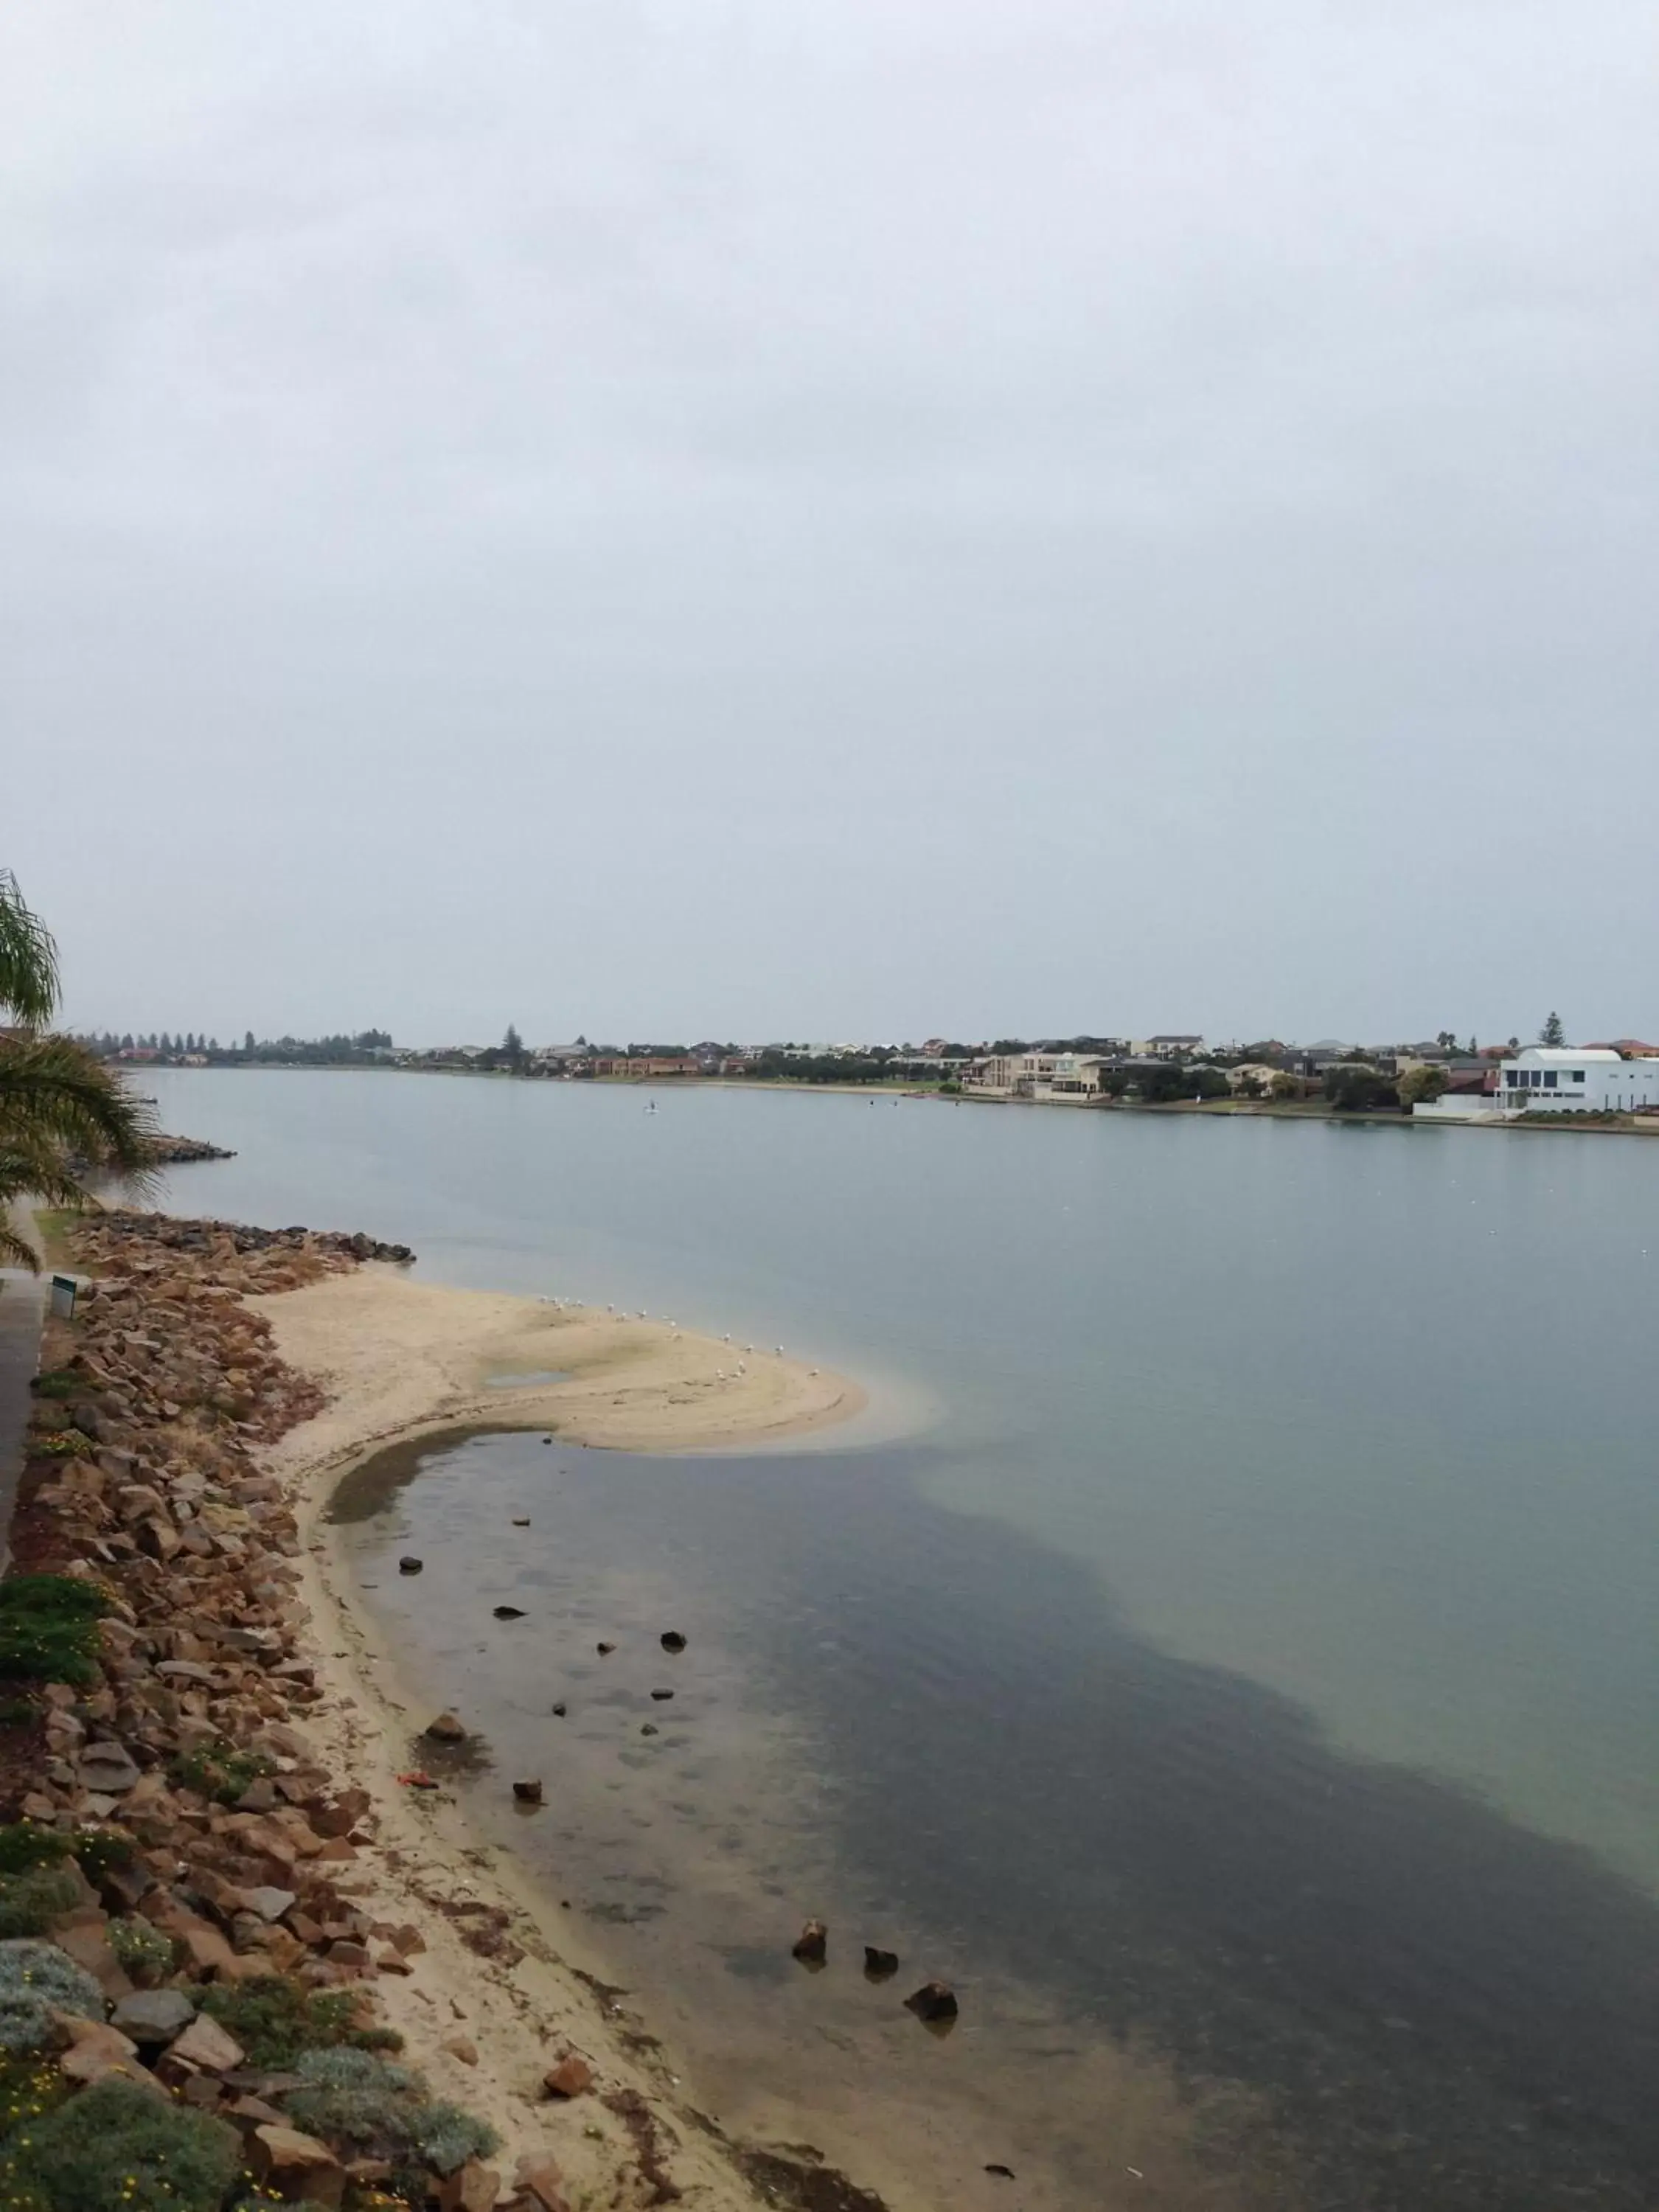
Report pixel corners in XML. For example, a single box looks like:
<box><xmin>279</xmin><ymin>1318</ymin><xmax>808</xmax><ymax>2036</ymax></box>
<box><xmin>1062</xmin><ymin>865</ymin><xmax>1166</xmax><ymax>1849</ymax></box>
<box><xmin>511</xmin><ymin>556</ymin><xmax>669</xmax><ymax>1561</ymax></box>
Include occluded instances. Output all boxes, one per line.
<box><xmin>146</xmin><ymin>1069</ymin><xmax>1659</xmax><ymax>2208</ymax></box>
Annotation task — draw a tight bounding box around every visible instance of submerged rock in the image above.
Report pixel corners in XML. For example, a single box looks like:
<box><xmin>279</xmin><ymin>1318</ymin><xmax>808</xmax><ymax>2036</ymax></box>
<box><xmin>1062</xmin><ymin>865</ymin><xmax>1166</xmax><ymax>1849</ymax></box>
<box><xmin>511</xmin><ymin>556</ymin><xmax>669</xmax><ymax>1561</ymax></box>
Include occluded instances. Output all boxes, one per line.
<box><xmin>551</xmin><ymin>1703</ymin><xmax>568</xmax><ymax>1718</ymax></box>
<box><xmin>792</xmin><ymin>1919</ymin><xmax>829</xmax><ymax>1965</ymax></box>
<box><xmin>493</xmin><ymin>1605</ymin><xmax>526</xmax><ymax>1620</ymax></box>
<box><xmin>399</xmin><ymin>1557</ymin><xmax>424</xmax><ymax>1575</ymax></box>
<box><xmin>904</xmin><ymin>1980</ymin><xmax>959</xmax><ymax>2024</ymax></box>
<box><xmin>649</xmin><ymin>1688</ymin><xmax>674</xmax><ymax>1702</ymax></box>
<box><xmin>596</xmin><ymin>1641</ymin><xmax>616</xmax><ymax>1656</ymax></box>
<box><xmin>425</xmin><ymin>1712</ymin><xmax>467</xmax><ymax>1743</ymax></box>
<box><xmin>863</xmin><ymin>1947</ymin><xmax>900</xmax><ymax>1982</ymax></box>
<box><xmin>512</xmin><ymin>1779</ymin><xmax>544</xmax><ymax>1804</ymax></box>
<box><xmin>659</xmin><ymin>1630</ymin><xmax>687</xmax><ymax>1654</ymax></box>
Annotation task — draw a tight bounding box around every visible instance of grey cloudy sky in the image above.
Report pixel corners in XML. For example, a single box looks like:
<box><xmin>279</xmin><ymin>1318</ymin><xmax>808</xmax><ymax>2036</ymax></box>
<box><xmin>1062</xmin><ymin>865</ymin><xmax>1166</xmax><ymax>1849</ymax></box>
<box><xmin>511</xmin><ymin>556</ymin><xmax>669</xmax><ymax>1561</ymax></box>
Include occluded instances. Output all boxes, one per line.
<box><xmin>6</xmin><ymin>1</ymin><xmax>1655</xmax><ymax>1046</ymax></box>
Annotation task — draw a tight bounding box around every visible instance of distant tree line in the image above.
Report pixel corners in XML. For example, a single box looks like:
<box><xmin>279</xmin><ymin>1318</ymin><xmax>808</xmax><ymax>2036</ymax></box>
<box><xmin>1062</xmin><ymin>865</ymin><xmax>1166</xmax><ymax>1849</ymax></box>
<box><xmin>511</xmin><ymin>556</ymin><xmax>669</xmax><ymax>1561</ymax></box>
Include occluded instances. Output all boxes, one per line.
<box><xmin>77</xmin><ymin>1029</ymin><xmax>394</xmax><ymax>1065</ymax></box>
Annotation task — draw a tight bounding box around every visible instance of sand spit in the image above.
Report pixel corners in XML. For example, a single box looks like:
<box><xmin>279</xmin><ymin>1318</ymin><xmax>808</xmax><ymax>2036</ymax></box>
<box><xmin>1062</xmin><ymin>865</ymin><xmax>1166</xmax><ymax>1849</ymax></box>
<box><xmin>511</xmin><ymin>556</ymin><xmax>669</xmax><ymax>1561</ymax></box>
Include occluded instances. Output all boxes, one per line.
<box><xmin>251</xmin><ymin>1266</ymin><xmax>865</xmax><ymax>1467</ymax></box>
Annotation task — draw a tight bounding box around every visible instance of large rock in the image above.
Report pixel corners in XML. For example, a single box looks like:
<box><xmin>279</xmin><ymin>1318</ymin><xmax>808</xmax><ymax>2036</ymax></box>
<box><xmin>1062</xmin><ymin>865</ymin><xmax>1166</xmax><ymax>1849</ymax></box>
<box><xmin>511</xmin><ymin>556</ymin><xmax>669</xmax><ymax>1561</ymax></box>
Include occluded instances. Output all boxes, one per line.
<box><xmin>543</xmin><ymin>2053</ymin><xmax>593</xmax><ymax>2098</ymax></box>
<box><xmin>169</xmin><ymin>2010</ymin><xmax>246</xmax><ymax>2072</ymax></box>
<box><xmin>425</xmin><ymin>1712</ymin><xmax>466</xmax><ymax>1743</ymax></box>
<box><xmin>77</xmin><ymin>1742</ymin><xmax>142</xmax><ymax>1793</ymax></box>
<box><xmin>438</xmin><ymin>2161</ymin><xmax>501</xmax><ymax>2212</ymax></box>
<box><xmin>112</xmin><ymin>1987</ymin><xmax>197</xmax><ymax>2042</ymax></box>
<box><xmin>513</xmin><ymin>2158</ymin><xmax>572</xmax><ymax>2212</ymax></box>
<box><xmin>250</xmin><ymin>2124</ymin><xmax>347</xmax><ymax>2208</ymax></box>
<box><xmin>56</xmin><ymin>2017</ymin><xmax>147</xmax><ymax>2087</ymax></box>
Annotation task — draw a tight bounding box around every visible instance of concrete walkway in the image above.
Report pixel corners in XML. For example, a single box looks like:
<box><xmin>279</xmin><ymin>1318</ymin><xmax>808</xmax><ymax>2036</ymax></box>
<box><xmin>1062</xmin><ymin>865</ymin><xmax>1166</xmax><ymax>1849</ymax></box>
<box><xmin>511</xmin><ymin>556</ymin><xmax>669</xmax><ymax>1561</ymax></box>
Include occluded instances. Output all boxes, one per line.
<box><xmin>0</xmin><ymin>1216</ymin><xmax>47</xmax><ymax>1563</ymax></box>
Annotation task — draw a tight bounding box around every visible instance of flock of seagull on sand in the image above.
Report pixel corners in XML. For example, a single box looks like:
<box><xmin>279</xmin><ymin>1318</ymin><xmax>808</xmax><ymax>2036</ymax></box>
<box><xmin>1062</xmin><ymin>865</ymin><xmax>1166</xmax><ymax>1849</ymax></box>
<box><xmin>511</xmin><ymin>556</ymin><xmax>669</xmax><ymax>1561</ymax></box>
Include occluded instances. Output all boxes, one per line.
<box><xmin>532</xmin><ymin>1294</ymin><xmax>819</xmax><ymax>1378</ymax></box>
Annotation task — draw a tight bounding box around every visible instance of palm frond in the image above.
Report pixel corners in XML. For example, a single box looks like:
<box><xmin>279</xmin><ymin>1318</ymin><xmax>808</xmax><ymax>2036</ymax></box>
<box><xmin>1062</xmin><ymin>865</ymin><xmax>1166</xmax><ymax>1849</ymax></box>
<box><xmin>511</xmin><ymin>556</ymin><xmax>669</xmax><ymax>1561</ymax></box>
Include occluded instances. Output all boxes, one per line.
<box><xmin>0</xmin><ymin>1220</ymin><xmax>43</xmax><ymax>1270</ymax></box>
<box><xmin>0</xmin><ymin>1035</ymin><xmax>160</xmax><ymax>1186</ymax></box>
<box><xmin>0</xmin><ymin>872</ymin><xmax>60</xmax><ymax>1027</ymax></box>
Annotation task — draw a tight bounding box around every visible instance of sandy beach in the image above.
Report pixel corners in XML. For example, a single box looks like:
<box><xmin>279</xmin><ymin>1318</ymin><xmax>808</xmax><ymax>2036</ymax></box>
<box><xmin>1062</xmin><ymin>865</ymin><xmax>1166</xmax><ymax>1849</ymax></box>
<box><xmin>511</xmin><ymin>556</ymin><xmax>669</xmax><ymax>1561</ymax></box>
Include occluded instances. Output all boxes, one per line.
<box><xmin>252</xmin><ymin>1267</ymin><xmax>897</xmax><ymax>2212</ymax></box>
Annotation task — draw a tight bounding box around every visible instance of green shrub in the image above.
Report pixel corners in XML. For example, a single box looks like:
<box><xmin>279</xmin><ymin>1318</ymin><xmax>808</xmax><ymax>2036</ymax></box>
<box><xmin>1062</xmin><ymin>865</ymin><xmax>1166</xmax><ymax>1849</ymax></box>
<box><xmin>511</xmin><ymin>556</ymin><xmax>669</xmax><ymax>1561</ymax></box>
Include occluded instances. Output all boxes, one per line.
<box><xmin>198</xmin><ymin>1974</ymin><xmax>404</xmax><ymax>2067</ymax></box>
<box><xmin>108</xmin><ymin>1915</ymin><xmax>174</xmax><ymax>1986</ymax></box>
<box><xmin>283</xmin><ymin>2045</ymin><xmax>498</xmax><ymax>2195</ymax></box>
<box><xmin>69</xmin><ymin>1826</ymin><xmax>135</xmax><ymax>1884</ymax></box>
<box><xmin>170</xmin><ymin>1738</ymin><xmax>276</xmax><ymax>1806</ymax></box>
<box><xmin>0</xmin><ymin>1826</ymin><xmax>69</xmax><ymax>1879</ymax></box>
<box><xmin>1</xmin><ymin>2074</ymin><xmax>240</xmax><ymax>2212</ymax></box>
<box><xmin>29</xmin><ymin>1371</ymin><xmax>81</xmax><ymax>1402</ymax></box>
<box><xmin>0</xmin><ymin>1865</ymin><xmax>82</xmax><ymax>1940</ymax></box>
<box><xmin>0</xmin><ymin>1823</ymin><xmax>133</xmax><ymax>1885</ymax></box>
<box><xmin>0</xmin><ymin>1939</ymin><xmax>103</xmax><ymax>2053</ymax></box>
<box><xmin>0</xmin><ymin>1699</ymin><xmax>37</xmax><ymax>1729</ymax></box>
<box><xmin>0</xmin><ymin>1577</ymin><xmax>110</xmax><ymax>1688</ymax></box>
<box><xmin>33</xmin><ymin>1432</ymin><xmax>94</xmax><ymax>1458</ymax></box>
<box><xmin>0</xmin><ymin>2050</ymin><xmax>70</xmax><ymax>2143</ymax></box>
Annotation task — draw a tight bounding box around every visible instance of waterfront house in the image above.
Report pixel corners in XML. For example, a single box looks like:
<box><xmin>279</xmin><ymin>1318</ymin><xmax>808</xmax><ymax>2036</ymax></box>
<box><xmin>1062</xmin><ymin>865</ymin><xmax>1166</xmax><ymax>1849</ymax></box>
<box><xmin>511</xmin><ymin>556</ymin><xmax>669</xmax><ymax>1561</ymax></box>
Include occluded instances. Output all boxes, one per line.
<box><xmin>1130</xmin><ymin>1034</ymin><xmax>1204</xmax><ymax>1059</ymax></box>
<box><xmin>1496</xmin><ymin>1047</ymin><xmax>1659</xmax><ymax>1114</ymax></box>
<box><xmin>964</xmin><ymin>1051</ymin><xmax>1107</xmax><ymax>1102</ymax></box>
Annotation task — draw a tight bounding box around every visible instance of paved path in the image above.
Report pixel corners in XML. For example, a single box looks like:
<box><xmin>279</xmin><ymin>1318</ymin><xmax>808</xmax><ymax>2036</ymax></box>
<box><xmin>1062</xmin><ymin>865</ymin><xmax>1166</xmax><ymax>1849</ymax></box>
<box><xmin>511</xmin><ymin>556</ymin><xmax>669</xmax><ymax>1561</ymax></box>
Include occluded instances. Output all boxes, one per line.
<box><xmin>0</xmin><ymin>1239</ymin><xmax>46</xmax><ymax>1563</ymax></box>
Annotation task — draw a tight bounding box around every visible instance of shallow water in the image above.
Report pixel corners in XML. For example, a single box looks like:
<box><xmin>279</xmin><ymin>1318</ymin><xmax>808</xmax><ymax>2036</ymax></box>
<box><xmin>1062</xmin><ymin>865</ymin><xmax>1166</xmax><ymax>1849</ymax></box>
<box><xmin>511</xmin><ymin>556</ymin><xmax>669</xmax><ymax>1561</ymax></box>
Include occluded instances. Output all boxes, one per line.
<box><xmin>147</xmin><ymin>1068</ymin><xmax>1659</xmax><ymax>2203</ymax></box>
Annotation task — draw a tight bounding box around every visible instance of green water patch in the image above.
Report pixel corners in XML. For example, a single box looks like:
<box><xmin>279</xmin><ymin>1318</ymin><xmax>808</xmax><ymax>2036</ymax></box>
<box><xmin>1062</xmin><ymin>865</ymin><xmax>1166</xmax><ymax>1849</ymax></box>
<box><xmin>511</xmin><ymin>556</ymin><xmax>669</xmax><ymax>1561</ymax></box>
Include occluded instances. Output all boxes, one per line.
<box><xmin>328</xmin><ymin>1424</ymin><xmax>566</xmax><ymax>1524</ymax></box>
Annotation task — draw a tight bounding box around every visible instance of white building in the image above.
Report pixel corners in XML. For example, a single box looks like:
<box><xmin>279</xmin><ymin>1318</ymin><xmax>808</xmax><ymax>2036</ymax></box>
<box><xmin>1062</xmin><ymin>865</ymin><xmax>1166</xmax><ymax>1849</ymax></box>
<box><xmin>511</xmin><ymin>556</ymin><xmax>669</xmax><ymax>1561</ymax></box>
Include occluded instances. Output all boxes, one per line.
<box><xmin>966</xmin><ymin>1051</ymin><xmax>1107</xmax><ymax>1103</ymax></box>
<box><xmin>1496</xmin><ymin>1047</ymin><xmax>1659</xmax><ymax>1115</ymax></box>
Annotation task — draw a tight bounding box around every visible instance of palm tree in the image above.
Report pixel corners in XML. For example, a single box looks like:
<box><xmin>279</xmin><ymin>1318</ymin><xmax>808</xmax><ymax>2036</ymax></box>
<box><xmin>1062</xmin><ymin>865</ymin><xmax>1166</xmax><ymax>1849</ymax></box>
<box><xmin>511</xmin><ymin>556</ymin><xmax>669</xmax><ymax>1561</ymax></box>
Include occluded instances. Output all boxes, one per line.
<box><xmin>0</xmin><ymin>870</ymin><xmax>157</xmax><ymax>1269</ymax></box>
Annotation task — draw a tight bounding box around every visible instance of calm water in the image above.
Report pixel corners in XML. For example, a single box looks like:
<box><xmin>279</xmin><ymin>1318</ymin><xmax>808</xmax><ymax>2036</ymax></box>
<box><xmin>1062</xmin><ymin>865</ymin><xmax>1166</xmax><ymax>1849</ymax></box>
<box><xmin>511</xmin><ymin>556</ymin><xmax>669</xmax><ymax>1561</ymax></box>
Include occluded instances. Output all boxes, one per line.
<box><xmin>147</xmin><ymin>1070</ymin><xmax>1659</xmax><ymax>2206</ymax></box>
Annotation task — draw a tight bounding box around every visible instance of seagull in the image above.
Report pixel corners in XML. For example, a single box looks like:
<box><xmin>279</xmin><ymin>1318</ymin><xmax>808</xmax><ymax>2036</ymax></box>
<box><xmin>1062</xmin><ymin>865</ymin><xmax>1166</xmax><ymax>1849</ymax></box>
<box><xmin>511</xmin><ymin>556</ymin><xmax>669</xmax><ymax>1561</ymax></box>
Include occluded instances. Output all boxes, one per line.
<box><xmin>736</xmin><ymin>1362</ymin><xmax>745</xmax><ymax>1375</ymax></box>
<box><xmin>722</xmin><ymin>1333</ymin><xmax>731</xmax><ymax>1343</ymax></box>
<box><xmin>744</xmin><ymin>1343</ymin><xmax>754</xmax><ymax>1354</ymax></box>
<box><xmin>775</xmin><ymin>1345</ymin><xmax>784</xmax><ymax>1356</ymax></box>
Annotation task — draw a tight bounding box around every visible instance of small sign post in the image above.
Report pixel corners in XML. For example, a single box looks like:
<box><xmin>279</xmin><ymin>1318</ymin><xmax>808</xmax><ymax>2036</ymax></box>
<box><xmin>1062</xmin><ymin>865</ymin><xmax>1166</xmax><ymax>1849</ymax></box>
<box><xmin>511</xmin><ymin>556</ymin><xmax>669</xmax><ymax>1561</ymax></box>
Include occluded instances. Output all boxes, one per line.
<box><xmin>49</xmin><ymin>1275</ymin><xmax>78</xmax><ymax>1320</ymax></box>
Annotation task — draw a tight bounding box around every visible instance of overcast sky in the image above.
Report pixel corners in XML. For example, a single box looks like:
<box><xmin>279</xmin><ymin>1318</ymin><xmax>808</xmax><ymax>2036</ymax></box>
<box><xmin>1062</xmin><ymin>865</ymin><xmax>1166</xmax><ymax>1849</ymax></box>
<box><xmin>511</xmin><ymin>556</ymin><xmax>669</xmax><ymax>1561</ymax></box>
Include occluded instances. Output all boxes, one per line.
<box><xmin>5</xmin><ymin>2</ymin><xmax>1655</xmax><ymax>1046</ymax></box>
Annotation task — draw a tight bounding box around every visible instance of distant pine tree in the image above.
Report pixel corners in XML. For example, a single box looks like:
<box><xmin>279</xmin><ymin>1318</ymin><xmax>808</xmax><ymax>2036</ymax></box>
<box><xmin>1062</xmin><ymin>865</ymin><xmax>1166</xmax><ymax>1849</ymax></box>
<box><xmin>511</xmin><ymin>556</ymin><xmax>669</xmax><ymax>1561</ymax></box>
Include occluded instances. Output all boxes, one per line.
<box><xmin>1540</xmin><ymin>1011</ymin><xmax>1566</xmax><ymax>1047</ymax></box>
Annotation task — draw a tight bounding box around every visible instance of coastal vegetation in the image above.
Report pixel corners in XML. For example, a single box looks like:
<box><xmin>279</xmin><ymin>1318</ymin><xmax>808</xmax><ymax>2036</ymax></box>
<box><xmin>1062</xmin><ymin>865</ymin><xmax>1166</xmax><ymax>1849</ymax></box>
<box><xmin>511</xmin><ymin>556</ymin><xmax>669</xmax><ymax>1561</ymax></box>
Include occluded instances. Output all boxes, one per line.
<box><xmin>0</xmin><ymin>869</ymin><xmax>156</xmax><ymax>1267</ymax></box>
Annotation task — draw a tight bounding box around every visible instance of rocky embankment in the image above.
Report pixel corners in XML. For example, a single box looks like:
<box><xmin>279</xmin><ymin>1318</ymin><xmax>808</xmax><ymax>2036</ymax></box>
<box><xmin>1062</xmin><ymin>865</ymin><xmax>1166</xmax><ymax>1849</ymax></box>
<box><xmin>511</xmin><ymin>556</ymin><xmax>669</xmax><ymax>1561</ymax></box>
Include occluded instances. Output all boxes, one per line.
<box><xmin>0</xmin><ymin>1211</ymin><xmax>565</xmax><ymax>2211</ymax></box>
<box><xmin>88</xmin><ymin>1206</ymin><xmax>417</xmax><ymax>1266</ymax></box>
<box><xmin>147</xmin><ymin>1135</ymin><xmax>240</xmax><ymax>1166</ymax></box>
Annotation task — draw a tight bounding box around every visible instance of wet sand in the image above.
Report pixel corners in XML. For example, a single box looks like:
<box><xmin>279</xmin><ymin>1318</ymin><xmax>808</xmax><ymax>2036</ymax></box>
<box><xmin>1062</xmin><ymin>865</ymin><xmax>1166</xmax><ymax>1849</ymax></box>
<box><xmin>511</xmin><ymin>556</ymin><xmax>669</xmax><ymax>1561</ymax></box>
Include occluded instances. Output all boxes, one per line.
<box><xmin>252</xmin><ymin>1267</ymin><xmax>882</xmax><ymax>2211</ymax></box>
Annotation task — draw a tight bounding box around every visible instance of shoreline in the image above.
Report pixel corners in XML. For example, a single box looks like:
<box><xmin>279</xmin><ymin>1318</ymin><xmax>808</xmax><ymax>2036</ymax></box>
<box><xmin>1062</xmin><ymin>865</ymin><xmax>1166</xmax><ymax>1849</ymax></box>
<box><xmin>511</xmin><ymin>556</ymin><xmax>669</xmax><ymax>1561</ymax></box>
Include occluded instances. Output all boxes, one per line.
<box><xmin>257</xmin><ymin>1269</ymin><xmax>910</xmax><ymax>2210</ymax></box>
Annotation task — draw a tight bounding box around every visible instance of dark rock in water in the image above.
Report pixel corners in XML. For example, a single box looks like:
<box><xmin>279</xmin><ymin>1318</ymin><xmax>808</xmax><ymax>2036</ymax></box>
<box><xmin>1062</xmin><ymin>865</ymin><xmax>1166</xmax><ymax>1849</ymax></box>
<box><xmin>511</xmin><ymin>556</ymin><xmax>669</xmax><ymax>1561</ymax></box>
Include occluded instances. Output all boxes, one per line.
<box><xmin>512</xmin><ymin>1779</ymin><xmax>544</xmax><ymax>1804</ymax></box>
<box><xmin>543</xmin><ymin>1436</ymin><xmax>553</xmax><ymax>1444</ymax></box>
<box><xmin>597</xmin><ymin>1641</ymin><xmax>616</xmax><ymax>1656</ymax></box>
<box><xmin>640</xmin><ymin>1722</ymin><xmax>659</xmax><ymax>1737</ymax></box>
<box><xmin>792</xmin><ymin>1919</ymin><xmax>829</xmax><ymax>1965</ymax></box>
<box><xmin>660</xmin><ymin>1630</ymin><xmax>687</xmax><ymax>1653</ymax></box>
<box><xmin>904</xmin><ymin>1980</ymin><xmax>959</xmax><ymax>2024</ymax></box>
<box><xmin>512</xmin><ymin>1517</ymin><xmax>531</xmax><ymax>1526</ymax></box>
<box><xmin>863</xmin><ymin>1947</ymin><xmax>900</xmax><ymax>1982</ymax></box>
<box><xmin>650</xmin><ymin>1688</ymin><xmax>675</xmax><ymax>1702</ymax></box>
<box><xmin>984</xmin><ymin>2165</ymin><xmax>1015</xmax><ymax>2180</ymax></box>
<box><xmin>399</xmin><ymin>1557</ymin><xmax>423</xmax><ymax>1575</ymax></box>
<box><xmin>424</xmin><ymin>1712</ymin><xmax>466</xmax><ymax>1743</ymax></box>
<box><xmin>552</xmin><ymin>1703</ymin><xmax>568</xmax><ymax>1718</ymax></box>
<box><xmin>493</xmin><ymin>1605</ymin><xmax>526</xmax><ymax>1620</ymax></box>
